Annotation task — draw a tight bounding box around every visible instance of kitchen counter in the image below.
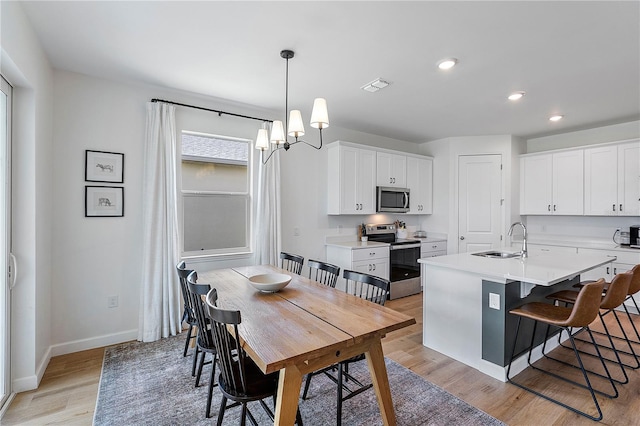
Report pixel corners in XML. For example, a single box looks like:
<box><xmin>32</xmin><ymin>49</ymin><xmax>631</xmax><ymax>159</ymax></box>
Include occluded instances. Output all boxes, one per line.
<box><xmin>418</xmin><ymin>251</ymin><xmax>614</xmax><ymax>286</ymax></box>
<box><xmin>419</xmin><ymin>251</ymin><xmax>614</xmax><ymax>382</ymax></box>
<box><xmin>325</xmin><ymin>240</ymin><xmax>389</xmax><ymax>249</ymax></box>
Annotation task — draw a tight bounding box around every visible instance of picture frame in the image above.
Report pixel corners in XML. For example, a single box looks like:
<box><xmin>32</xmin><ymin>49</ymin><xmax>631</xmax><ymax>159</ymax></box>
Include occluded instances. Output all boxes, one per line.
<box><xmin>85</xmin><ymin>186</ymin><xmax>124</xmax><ymax>217</ymax></box>
<box><xmin>85</xmin><ymin>150</ymin><xmax>124</xmax><ymax>183</ymax></box>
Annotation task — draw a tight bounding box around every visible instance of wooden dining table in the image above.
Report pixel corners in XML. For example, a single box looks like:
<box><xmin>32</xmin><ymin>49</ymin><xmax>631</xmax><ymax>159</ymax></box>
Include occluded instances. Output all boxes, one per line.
<box><xmin>197</xmin><ymin>264</ymin><xmax>416</xmax><ymax>426</ymax></box>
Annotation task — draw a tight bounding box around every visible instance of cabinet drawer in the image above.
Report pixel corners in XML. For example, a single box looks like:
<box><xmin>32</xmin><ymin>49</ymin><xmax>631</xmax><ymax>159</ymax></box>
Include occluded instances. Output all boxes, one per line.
<box><xmin>421</xmin><ymin>241</ymin><xmax>447</xmax><ymax>254</ymax></box>
<box><xmin>352</xmin><ymin>246</ymin><xmax>389</xmax><ymax>262</ymax></box>
<box><xmin>421</xmin><ymin>250</ymin><xmax>446</xmax><ymax>258</ymax></box>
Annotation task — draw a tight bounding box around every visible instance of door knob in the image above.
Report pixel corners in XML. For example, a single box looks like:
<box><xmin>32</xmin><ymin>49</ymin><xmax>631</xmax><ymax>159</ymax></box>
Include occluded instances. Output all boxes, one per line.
<box><xmin>460</xmin><ymin>236</ymin><xmax>465</xmax><ymax>240</ymax></box>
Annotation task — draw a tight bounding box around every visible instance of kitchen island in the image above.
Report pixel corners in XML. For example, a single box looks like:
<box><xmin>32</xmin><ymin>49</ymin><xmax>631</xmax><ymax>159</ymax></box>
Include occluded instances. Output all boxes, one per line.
<box><xmin>418</xmin><ymin>251</ymin><xmax>614</xmax><ymax>381</ymax></box>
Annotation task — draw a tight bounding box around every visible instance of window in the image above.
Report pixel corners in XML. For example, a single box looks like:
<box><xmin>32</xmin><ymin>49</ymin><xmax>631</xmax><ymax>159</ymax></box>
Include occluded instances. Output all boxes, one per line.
<box><xmin>181</xmin><ymin>131</ymin><xmax>251</xmax><ymax>256</ymax></box>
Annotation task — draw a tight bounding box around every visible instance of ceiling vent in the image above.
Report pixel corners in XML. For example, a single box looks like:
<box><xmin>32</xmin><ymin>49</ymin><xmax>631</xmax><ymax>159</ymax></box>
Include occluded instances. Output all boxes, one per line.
<box><xmin>361</xmin><ymin>78</ymin><xmax>390</xmax><ymax>93</ymax></box>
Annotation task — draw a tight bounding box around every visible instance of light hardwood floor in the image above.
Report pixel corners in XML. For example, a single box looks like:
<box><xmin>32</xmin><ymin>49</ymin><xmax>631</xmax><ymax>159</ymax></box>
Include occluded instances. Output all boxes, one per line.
<box><xmin>2</xmin><ymin>294</ymin><xmax>639</xmax><ymax>425</ymax></box>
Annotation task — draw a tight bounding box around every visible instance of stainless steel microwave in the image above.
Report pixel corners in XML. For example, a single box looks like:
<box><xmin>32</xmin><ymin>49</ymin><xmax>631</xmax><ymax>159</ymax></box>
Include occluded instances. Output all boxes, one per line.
<box><xmin>376</xmin><ymin>186</ymin><xmax>410</xmax><ymax>213</ymax></box>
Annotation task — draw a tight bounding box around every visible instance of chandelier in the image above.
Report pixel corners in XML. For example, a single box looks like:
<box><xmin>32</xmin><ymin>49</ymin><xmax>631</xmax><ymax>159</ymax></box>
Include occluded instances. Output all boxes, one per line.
<box><xmin>255</xmin><ymin>49</ymin><xmax>329</xmax><ymax>164</ymax></box>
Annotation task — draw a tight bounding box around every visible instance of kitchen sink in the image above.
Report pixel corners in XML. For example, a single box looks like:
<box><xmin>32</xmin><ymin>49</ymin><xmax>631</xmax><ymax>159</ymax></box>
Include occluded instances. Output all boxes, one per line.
<box><xmin>472</xmin><ymin>250</ymin><xmax>521</xmax><ymax>259</ymax></box>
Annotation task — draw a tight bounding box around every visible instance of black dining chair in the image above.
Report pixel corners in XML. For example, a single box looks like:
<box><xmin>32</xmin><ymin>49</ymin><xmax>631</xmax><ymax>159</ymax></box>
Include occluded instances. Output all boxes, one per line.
<box><xmin>307</xmin><ymin>259</ymin><xmax>340</xmax><ymax>288</ymax></box>
<box><xmin>280</xmin><ymin>251</ymin><xmax>304</xmax><ymax>275</ymax></box>
<box><xmin>186</xmin><ymin>271</ymin><xmax>218</xmax><ymax>418</ymax></box>
<box><xmin>302</xmin><ymin>270</ymin><xmax>389</xmax><ymax>426</ymax></box>
<box><xmin>176</xmin><ymin>261</ymin><xmax>197</xmax><ymax>358</ymax></box>
<box><xmin>203</xmin><ymin>288</ymin><xmax>303</xmax><ymax>426</ymax></box>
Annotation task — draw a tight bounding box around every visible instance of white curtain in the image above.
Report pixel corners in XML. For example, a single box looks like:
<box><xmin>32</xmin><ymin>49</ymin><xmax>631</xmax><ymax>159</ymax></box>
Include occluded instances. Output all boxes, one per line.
<box><xmin>255</xmin><ymin>142</ymin><xmax>282</xmax><ymax>266</ymax></box>
<box><xmin>138</xmin><ymin>102</ymin><xmax>181</xmax><ymax>342</ymax></box>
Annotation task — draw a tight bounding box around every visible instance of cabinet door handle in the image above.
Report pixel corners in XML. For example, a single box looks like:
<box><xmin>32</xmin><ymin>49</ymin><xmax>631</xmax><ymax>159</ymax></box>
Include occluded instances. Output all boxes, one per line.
<box><xmin>606</xmin><ymin>266</ymin><xmax>610</xmax><ymax>274</ymax></box>
<box><xmin>553</xmin><ymin>205</ymin><xmax>557</xmax><ymax>211</ymax></box>
<box><xmin>620</xmin><ymin>204</ymin><xmax>623</xmax><ymax>212</ymax></box>
<box><xmin>372</xmin><ymin>264</ymin><xmax>376</xmax><ymax>271</ymax></box>
<box><xmin>548</xmin><ymin>204</ymin><xmax>551</xmax><ymax>212</ymax></box>
<box><xmin>460</xmin><ymin>236</ymin><xmax>465</xmax><ymax>240</ymax></box>
<box><xmin>613</xmin><ymin>204</ymin><xmax>616</xmax><ymax>212</ymax></box>
<box><xmin>614</xmin><ymin>267</ymin><xmax>617</xmax><ymax>274</ymax></box>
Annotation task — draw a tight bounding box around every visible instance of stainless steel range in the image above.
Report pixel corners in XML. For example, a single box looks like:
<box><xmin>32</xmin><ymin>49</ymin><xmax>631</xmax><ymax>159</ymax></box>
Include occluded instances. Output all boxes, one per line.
<box><xmin>365</xmin><ymin>223</ymin><xmax>421</xmax><ymax>299</ymax></box>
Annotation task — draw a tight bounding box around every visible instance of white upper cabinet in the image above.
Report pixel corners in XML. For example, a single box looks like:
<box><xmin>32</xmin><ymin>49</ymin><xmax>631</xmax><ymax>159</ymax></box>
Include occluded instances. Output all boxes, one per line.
<box><xmin>584</xmin><ymin>140</ymin><xmax>640</xmax><ymax>216</ymax></box>
<box><xmin>327</xmin><ymin>142</ymin><xmax>376</xmax><ymax>215</ymax></box>
<box><xmin>520</xmin><ymin>154</ymin><xmax>553</xmax><ymax>214</ymax></box>
<box><xmin>376</xmin><ymin>152</ymin><xmax>407</xmax><ymax>188</ymax></box>
<box><xmin>618</xmin><ymin>141</ymin><xmax>640</xmax><ymax>216</ymax></box>
<box><xmin>520</xmin><ymin>150</ymin><xmax>583</xmax><ymax>215</ymax></box>
<box><xmin>406</xmin><ymin>156</ymin><xmax>433</xmax><ymax>214</ymax></box>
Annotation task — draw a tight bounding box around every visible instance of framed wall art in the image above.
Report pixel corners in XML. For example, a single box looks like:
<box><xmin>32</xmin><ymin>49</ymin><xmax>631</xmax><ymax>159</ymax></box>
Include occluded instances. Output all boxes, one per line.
<box><xmin>85</xmin><ymin>150</ymin><xmax>124</xmax><ymax>183</ymax></box>
<box><xmin>85</xmin><ymin>186</ymin><xmax>124</xmax><ymax>217</ymax></box>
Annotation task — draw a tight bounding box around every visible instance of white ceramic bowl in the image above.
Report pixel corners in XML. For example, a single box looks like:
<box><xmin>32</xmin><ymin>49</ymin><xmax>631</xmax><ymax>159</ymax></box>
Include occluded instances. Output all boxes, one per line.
<box><xmin>248</xmin><ymin>273</ymin><xmax>292</xmax><ymax>293</ymax></box>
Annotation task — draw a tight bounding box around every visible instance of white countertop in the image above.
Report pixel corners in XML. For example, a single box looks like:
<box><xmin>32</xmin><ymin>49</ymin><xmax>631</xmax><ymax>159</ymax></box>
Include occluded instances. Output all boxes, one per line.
<box><xmin>325</xmin><ymin>241</ymin><xmax>389</xmax><ymax>249</ymax></box>
<box><xmin>418</xmin><ymin>251</ymin><xmax>614</xmax><ymax>286</ymax></box>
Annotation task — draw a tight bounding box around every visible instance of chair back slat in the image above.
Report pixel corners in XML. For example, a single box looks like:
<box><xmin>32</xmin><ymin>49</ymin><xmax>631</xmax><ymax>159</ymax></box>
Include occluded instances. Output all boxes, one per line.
<box><xmin>280</xmin><ymin>252</ymin><xmax>304</xmax><ymax>275</ymax></box>
<box><xmin>186</xmin><ymin>271</ymin><xmax>216</xmax><ymax>349</ymax></box>
<box><xmin>205</xmin><ymin>289</ymin><xmax>249</xmax><ymax>396</ymax></box>
<box><xmin>308</xmin><ymin>259</ymin><xmax>340</xmax><ymax>288</ymax></box>
<box><xmin>176</xmin><ymin>261</ymin><xmax>195</xmax><ymax>322</ymax></box>
<box><xmin>343</xmin><ymin>270</ymin><xmax>389</xmax><ymax>306</ymax></box>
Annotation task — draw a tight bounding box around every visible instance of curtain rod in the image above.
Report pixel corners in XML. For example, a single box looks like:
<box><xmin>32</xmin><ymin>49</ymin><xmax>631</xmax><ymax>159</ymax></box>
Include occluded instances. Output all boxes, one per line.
<box><xmin>151</xmin><ymin>98</ymin><xmax>272</xmax><ymax>123</ymax></box>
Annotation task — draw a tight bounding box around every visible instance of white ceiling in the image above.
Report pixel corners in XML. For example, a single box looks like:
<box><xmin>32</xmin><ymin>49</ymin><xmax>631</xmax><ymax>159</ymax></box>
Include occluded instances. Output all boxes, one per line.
<box><xmin>18</xmin><ymin>1</ymin><xmax>640</xmax><ymax>143</ymax></box>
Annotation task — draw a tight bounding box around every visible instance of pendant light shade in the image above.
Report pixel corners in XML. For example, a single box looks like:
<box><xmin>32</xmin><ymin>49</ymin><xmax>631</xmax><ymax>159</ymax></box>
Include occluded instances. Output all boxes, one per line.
<box><xmin>310</xmin><ymin>98</ymin><xmax>329</xmax><ymax>129</ymax></box>
<box><xmin>288</xmin><ymin>110</ymin><xmax>305</xmax><ymax>137</ymax></box>
<box><xmin>270</xmin><ymin>120</ymin><xmax>286</xmax><ymax>145</ymax></box>
<box><xmin>255</xmin><ymin>128</ymin><xmax>269</xmax><ymax>150</ymax></box>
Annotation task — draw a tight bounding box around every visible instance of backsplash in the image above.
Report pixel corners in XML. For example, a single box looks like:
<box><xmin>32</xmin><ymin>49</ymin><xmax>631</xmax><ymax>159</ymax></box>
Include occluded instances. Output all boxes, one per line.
<box><xmin>524</xmin><ymin>215</ymin><xmax>640</xmax><ymax>244</ymax></box>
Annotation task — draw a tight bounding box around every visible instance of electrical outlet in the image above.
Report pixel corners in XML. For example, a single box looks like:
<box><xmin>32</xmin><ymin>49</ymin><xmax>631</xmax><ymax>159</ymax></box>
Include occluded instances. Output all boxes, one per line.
<box><xmin>489</xmin><ymin>293</ymin><xmax>500</xmax><ymax>310</ymax></box>
<box><xmin>107</xmin><ymin>295</ymin><xmax>119</xmax><ymax>308</ymax></box>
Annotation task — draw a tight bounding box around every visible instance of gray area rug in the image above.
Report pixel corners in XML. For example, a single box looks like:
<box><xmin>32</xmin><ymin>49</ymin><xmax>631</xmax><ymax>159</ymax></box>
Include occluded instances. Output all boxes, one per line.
<box><xmin>94</xmin><ymin>335</ymin><xmax>505</xmax><ymax>425</ymax></box>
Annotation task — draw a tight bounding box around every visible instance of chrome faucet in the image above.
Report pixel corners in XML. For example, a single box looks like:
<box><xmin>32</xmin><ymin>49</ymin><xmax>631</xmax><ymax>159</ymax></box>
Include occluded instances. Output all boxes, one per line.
<box><xmin>508</xmin><ymin>222</ymin><xmax>528</xmax><ymax>258</ymax></box>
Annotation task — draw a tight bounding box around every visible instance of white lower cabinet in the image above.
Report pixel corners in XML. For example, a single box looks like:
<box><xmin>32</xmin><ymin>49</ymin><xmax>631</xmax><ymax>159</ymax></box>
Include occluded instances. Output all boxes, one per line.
<box><xmin>420</xmin><ymin>240</ymin><xmax>447</xmax><ymax>258</ymax></box>
<box><xmin>577</xmin><ymin>248</ymin><xmax>640</xmax><ymax>312</ymax></box>
<box><xmin>326</xmin><ymin>244</ymin><xmax>389</xmax><ymax>292</ymax></box>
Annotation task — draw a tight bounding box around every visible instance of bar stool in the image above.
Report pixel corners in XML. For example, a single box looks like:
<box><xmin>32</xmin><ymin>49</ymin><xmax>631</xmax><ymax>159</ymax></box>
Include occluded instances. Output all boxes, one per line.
<box><xmin>546</xmin><ymin>271</ymin><xmax>635</xmax><ymax>381</ymax></box>
<box><xmin>573</xmin><ymin>265</ymin><xmax>640</xmax><ymax>363</ymax></box>
<box><xmin>506</xmin><ymin>279</ymin><xmax>612</xmax><ymax>421</ymax></box>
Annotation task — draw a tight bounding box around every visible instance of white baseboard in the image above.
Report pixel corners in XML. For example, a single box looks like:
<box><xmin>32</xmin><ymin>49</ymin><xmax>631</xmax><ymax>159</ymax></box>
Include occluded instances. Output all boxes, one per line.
<box><xmin>12</xmin><ymin>344</ymin><xmax>52</xmax><ymax>393</ymax></box>
<box><xmin>50</xmin><ymin>329</ymin><xmax>138</xmax><ymax>357</ymax></box>
<box><xmin>11</xmin><ymin>329</ymin><xmax>138</xmax><ymax>393</ymax></box>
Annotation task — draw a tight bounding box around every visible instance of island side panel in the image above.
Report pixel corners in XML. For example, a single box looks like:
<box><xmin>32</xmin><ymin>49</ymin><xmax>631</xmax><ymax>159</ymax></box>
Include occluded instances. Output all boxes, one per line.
<box><xmin>482</xmin><ymin>276</ymin><xmax>582</xmax><ymax>367</ymax></box>
<box><xmin>422</xmin><ymin>264</ymin><xmax>484</xmax><ymax>371</ymax></box>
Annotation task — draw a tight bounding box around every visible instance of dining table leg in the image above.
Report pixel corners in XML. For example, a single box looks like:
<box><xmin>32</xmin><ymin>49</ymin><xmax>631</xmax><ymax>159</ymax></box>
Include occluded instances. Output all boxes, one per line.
<box><xmin>365</xmin><ymin>339</ymin><xmax>397</xmax><ymax>426</ymax></box>
<box><xmin>274</xmin><ymin>364</ymin><xmax>303</xmax><ymax>425</ymax></box>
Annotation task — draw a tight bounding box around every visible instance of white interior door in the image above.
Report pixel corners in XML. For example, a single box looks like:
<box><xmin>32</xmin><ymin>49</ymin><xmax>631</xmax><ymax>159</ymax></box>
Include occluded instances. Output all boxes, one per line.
<box><xmin>0</xmin><ymin>75</ymin><xmax>12</xmax><ymax>410</ymax></box>
<box><xmin>458</xmin><ymin>155</ymin><xmax>502</xmax><ymax>253</ymax></box>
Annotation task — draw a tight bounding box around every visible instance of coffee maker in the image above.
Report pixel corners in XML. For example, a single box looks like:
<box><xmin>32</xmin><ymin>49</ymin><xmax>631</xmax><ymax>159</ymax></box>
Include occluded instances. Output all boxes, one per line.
<box><xmin>631</xmin><ymin>225</ymin><xmax>640</xmax><ymax>248</ymax></box>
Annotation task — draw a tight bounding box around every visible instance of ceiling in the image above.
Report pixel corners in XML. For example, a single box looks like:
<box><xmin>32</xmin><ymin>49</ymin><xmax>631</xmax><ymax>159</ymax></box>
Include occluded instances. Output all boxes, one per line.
<box><xmin>18</xmin><ymin>1</ymin><xmax>640</xmax><ymax>143</ymax></box>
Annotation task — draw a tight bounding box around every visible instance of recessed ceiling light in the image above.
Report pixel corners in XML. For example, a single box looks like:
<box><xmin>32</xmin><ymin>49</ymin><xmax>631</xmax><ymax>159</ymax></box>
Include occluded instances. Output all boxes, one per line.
<box><xmin>549</xmin><ymin>115</ymin><xmax>564</xmax><ymax>122</ymax></box>
<box><xmin>361</xmin><ymin>78</ymin><xmax>390</xmax><ymax>93</ymax></box>
<box><xmin>437</xmin><ymin>58</ymin><xmax>458</xmax><ymax>70</ymax></box>
<box><xmin>508</xmin><ymin>91</ymin><xmax>525</xmax><ymax>101</ymax></box>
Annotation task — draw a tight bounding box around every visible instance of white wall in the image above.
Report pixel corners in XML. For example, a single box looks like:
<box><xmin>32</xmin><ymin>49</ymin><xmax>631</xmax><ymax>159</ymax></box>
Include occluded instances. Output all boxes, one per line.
<box><xmin>1</xmin><ymin>1</ymin><xmax>54</xmax><ymax>391</ymax></box>
<box><xmin>419</xmin><ymin>135</ymin><xmax>526</xmax><ymax>253</ymax></box>
<box><xmin>527</xmin><ymin>120</ymin><xmax>640</xmax><ymax>152</ymax></box>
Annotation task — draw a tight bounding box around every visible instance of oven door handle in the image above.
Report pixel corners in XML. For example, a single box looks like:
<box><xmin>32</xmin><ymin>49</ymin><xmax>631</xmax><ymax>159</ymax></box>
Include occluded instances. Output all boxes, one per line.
<box><xmin>390</xmin><ymin>243</ymin><xmax>421</xmax><ymax>250</ymax></box>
